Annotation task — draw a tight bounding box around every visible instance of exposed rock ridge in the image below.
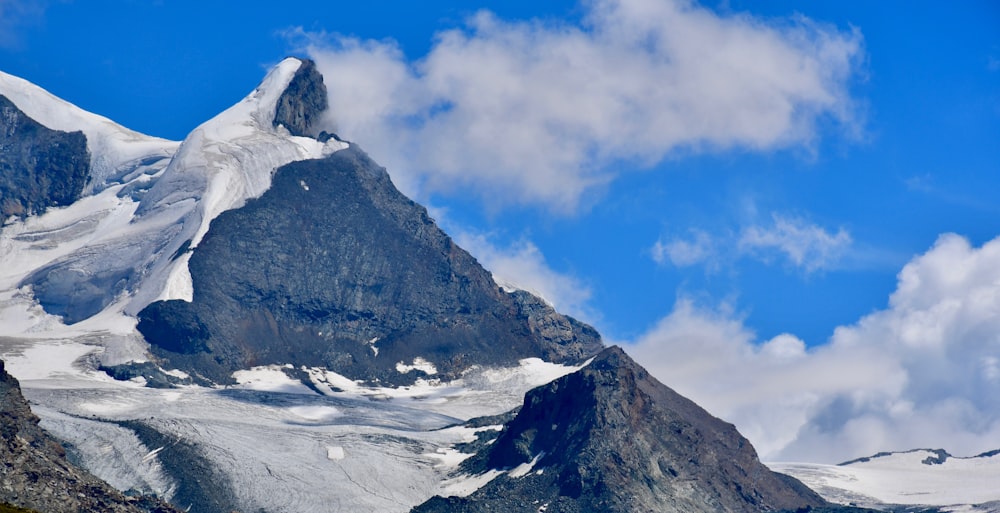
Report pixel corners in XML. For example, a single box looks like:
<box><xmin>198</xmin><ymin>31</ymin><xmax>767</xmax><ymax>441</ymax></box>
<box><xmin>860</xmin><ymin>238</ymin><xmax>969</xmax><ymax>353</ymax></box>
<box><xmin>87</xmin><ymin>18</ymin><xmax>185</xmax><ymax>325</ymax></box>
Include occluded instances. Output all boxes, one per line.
<box><xmin>0</xmin><ymin>361</ymin><xmax>180</xmax><ymax>513</ymax></box>
<box><xmin>272</xmin><ymin>58</ymin><xmax>327</xmax><ymax>137</ymax></box>
<box><xmin>138</xmin><ymin>145</ymin><xmax>603</xmax><ymax>385</ymax></box>
<box><xmin>413</xmin><ymin>346</ymin><xmax>827</xmax><ymax>513</ymax></box>
<box><xmin>0</xmin><ymin>95</ymin><xmax>89</xmax><ymax>219</ymax></box>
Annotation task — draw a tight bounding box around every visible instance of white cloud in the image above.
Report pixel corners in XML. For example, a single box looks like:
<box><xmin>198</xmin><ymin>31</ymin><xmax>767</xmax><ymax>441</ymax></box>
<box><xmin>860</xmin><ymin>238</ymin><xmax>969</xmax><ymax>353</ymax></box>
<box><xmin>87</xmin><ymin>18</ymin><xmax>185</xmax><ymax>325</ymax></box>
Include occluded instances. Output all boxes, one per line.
<box><xmin>629</xmin><ymin>233</ymin><xmax>1000</xmax><ymax>463</ymax></box>
<box><xmin>651</xmin><ymin>229</ymin><xmax>716</xmax><ymax>267</ymax></box>
<box><xmin>652</xmin><ymin>213</ymin><xmax>852</xmax><ymax>273</ymax></box>
<box><xmin>427</xmin><ymin>207</ymin><xmax>594</xmax><ymax>322</ymax></box>
<box><xmin>291</xmin><ymin>0</ymin><xmax>863</xmax><ymax>210</ymax></box>
<box><xmin>739</xmin><ymin>213</ymin><xmax>852</xmax><ymax>272</ymax></box>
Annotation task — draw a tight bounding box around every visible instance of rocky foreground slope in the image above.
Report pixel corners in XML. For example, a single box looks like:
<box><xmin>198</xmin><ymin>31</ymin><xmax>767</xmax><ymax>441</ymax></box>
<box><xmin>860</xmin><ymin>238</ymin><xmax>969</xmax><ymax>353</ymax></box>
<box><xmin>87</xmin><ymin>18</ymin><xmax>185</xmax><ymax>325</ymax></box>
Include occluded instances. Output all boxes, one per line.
<box><xmin>0</xmin><ymin>361</ymin><xmax>178</xmax><ymax>513</ymax></box>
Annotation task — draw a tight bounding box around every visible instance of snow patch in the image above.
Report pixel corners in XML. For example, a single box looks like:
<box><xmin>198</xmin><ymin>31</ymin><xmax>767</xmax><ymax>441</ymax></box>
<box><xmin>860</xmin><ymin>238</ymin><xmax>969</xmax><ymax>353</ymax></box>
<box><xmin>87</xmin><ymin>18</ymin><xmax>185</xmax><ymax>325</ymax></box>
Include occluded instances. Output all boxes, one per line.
<box><xmin>232</xmin><ymin>365</ymin><xmax>316</xmax><ymax>395</ymax></box>
<box><xmin>509</xmin><ymin>452</ymin><xmax>545</xmax><ymax>478</ymax></box>
<box><xmin>0</xmin><ymin>340</ymin><xmax>106</xmax><ymax>384</ymax></box>
<box><xmin>440</xmin><ymin>469</ymin><xmax>505</xmax><ymax>498</ymax></box>
<box><xmin>326</xmin><ymin>446</ymin><xmax>345</xmax><ymax>461</ymax></box>
<box><xmin>289</xmin><ymin>405</ymin><xmax>342</xmax><ymax>422</ymax></box>
<box><xmin>424</xmin><ymin>447</ymin><xmax>473</xmax><ymax>468</ymax></box>
<box><xmin>396</xmin><ymin>357</ymin><xmax>438</xmax><ymax>375</ymax></box>
<box><xmin>162</xmin><ymin>368</ymin><xmax>189</xmax><ymax>379</ymax></box>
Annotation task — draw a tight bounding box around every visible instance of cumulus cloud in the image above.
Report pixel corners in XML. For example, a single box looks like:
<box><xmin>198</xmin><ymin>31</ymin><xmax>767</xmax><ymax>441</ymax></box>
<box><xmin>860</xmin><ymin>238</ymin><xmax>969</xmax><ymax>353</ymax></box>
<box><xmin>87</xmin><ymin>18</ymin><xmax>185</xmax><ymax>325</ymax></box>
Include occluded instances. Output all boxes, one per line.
<box><xmin>652</xmin><ymin>213</ymin><xmax>851</xmax><ymax>273</ymax></box>
<box><xmin>290</xmin><ymin>0</ymin><xmax>863</xmax><ymax>210</ymax></box>
<box><xmin>629</xmin><ymin>233</ymin><xmax>1000</xmax><ymax>462</ymax></box>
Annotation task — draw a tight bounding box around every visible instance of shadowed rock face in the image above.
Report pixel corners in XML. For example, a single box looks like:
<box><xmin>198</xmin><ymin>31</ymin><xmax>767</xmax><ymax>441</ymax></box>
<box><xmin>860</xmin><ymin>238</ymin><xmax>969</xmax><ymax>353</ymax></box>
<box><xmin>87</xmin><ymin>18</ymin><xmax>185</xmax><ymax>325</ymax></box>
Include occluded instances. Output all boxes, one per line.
<box><xmin>0</xmin><ymin>95</ymin><xmax>89</xmax><ymax>219</ymax></box>
<box><xmin>0</xmin><ymin>361</ymin><xmax>180</xmax><ymax>513</ymax></box>
<box><xmin>413</xmin><ymin>346</ymin><xmax>827</xmax><ymax>513</ymax></box>
<box><xmin>272</xmin><ymin>58</ymin><xmax>327</xmax><ymax>137</ymax></box>
<box><xmin>138</xmin><ymin>146</ymin><xmax>602</xmax><ymax>384</ymax></box>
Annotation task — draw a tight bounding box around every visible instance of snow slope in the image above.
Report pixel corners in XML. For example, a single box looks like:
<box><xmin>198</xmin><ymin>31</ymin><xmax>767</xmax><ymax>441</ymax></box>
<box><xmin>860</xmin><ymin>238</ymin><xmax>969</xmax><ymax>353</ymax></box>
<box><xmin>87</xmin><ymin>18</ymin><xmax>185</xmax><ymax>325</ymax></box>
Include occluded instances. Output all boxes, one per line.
<box><xmin>0</xmin><ymin>334</ymin><xmax>585</xmax><ymax>513</ymax></box>
<box><xmin>0</xmin><ymin>58</ymin><xmax>347</xmax><ymax>343</ymax></box>
<box><xmin>770</xmin><ymin>450</ymin><xmax>1000</xmax><ymax>512</ymax></box>
<box><xmin>0</xmin><ymin>70</ymin><xmax>178</xmax><ymax>192</ymax></box>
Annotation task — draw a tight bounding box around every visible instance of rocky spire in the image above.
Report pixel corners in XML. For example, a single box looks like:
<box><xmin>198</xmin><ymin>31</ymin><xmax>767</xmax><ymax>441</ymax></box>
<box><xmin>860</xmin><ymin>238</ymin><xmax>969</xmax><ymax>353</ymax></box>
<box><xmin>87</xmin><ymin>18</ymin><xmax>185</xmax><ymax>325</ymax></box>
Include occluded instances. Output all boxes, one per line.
<box><xmin>272</xmin><ymin>58</ymin><xmax>328</xmax><ymax>137</ymax></box>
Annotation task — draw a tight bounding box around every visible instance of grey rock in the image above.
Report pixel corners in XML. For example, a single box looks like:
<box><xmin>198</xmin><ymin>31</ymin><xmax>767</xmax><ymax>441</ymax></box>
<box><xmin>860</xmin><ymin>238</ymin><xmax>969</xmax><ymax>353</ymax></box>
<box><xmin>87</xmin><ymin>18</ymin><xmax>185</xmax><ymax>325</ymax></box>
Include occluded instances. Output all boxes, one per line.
<box><xmin>272</xmin><ymin>58</ymin><xmax>327</xmax><ymax>137</ymax></box>
<box><xmin>138</xmin><ymin>146</ymin><xmax>603</xmax><ymax>384</ymax></box>
<box><xmin>0</xmin><ymin>95</ymin><xmax>89</xmax><ymax>220</ymax></box>
<box><xmin>413</xmin><ymin>346</ymin><xmax>827</xmax><ymax>513</ymax></box>
<box><xmin>0</xmin><ymin>361</ymin><xmax>180</xmax><ymax>513</ymax></box>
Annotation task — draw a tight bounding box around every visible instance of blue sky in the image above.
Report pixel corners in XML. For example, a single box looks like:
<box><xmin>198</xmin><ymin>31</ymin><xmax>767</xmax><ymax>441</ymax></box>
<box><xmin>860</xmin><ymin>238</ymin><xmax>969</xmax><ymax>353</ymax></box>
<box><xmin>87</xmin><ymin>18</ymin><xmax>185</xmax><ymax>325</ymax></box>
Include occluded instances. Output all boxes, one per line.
<box><xmin>3</xmin><ymin>1</ymin><xmax>1000</xmax><ymax>462</ymax></box>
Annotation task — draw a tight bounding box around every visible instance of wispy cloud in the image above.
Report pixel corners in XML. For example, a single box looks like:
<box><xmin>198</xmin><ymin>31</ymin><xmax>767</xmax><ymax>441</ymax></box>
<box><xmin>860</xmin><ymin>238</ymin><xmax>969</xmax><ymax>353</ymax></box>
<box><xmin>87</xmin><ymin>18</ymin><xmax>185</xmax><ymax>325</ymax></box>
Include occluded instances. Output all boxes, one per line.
<box><xmin>652</xmin><ymin>213</ymin><xmax>852</xmax><ymax>274</ymax></box>
<box><xmin>0</xmin><ymin>0</ymin><xmax>46</xmax><ymax>49</ymax></box>
<box><xmin>630</xmin><ymin>233</ymin><xmax>1000</xmax><ymax>462</ymax></box>
<box><xmin>739</xmin><ymin>213</ymin><xmax>852</xmax><ymax>272</ymax></box>
<box><xmin>288</xmin><ymin>0</ymin><xmax>863</xmax><ymax>211</ymax></box>
<box><xmin>428</xmin><ymin>207</ymin><xmax>595</xmax><ymax>323</ymax></box>
<box><xmin>651</xmin><ymin>228</ymin><xmax>718</xmax><ymax>268</ymax></box>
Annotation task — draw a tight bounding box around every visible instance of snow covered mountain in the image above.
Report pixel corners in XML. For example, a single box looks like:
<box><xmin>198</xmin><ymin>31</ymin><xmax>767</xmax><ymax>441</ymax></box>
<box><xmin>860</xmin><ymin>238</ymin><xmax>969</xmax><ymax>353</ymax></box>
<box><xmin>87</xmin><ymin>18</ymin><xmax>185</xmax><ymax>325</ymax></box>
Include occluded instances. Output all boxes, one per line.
<box><xmin>0</xmin><ymin>58</ymin><xmax>989</xmax><ymax>513</ymax></box>
<box><xmin>771</xmin><ymin>449</ymin><xmax>1000</xmax><ymax>512</ymax></box>
<box><xmin>0</xmin><ymin>57</ymin><xmax>604</xmax><ymax>513</ymax></box>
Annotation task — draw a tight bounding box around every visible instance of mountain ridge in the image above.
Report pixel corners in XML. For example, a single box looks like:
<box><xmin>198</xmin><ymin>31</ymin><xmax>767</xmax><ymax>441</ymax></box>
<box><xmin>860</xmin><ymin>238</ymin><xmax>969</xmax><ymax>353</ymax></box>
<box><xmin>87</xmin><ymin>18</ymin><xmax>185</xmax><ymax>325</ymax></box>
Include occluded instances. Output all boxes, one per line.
<box><xmin>413</xmin><ymin>346</ymin><xmax>827</xmax><ymax>513</ymax></box>
<box><xmin>0</xmin><ymin>58</ymin><xmax>981</xmax><ymax>513</ymax></box>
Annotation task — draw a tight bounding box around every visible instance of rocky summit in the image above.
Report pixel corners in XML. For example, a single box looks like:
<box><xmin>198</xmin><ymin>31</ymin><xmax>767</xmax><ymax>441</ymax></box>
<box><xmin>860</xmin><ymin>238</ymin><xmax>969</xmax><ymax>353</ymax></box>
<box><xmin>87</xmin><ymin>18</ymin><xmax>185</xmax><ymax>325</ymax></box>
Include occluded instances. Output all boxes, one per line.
<box><xmin>0</xmin><ymin>361</ymin><xmax>179</xmax><ymax>513</ymax></box>
<box><xmin>414</xmin><ymin>346</ymin><xmax>827</xmax><ymax>513</ymax></box>
<box><xmin>136</xmin><ymin>70</ymin><xmax>601</xmax><ymax>385</ymax></box>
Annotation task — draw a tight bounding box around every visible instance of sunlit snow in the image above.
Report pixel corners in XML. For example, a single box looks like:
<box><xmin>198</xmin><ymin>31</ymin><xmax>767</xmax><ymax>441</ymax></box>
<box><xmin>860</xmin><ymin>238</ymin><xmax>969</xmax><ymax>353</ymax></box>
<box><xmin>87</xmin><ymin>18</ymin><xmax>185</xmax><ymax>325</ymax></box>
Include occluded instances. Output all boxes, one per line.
<box><xmin>770</xmin><ymin>450</ymin><xmax>1000</xmax><ymax>510</ymax></box>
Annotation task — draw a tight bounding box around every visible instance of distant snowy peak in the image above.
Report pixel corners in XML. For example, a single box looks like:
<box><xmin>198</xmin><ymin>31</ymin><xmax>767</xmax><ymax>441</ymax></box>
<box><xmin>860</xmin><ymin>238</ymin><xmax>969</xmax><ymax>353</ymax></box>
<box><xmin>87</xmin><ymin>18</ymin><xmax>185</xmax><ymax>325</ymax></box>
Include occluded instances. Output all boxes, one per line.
<box><xmin>0</xmin><ymin>70</ymin><xmax>178</xmax><ymax>192</ymax></box>
<box><xmin>771</xmin><ymin>448</ymin><xmax>1000</xmax><ymax>510</ymax></box>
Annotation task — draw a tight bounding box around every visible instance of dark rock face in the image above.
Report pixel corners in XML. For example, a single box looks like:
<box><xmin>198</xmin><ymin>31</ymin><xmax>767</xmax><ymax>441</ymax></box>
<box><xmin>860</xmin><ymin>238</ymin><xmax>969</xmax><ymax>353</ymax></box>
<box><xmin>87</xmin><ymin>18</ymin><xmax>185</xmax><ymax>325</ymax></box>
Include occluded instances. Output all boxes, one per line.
<box><xmin>0</xmin><ymin>361</ymin><xmax>180</xmax><ymax>513</ymax></box>
<box><xmin>138</xmin><ymin>146</ymin><xmax>602</xmax><ymax>384</ymax></box>
<box><xmin>272</xmin><ymin>58</ymin><xmax>327</xmax><ymax>137</ymax></box>
<box><xmin>0</xmin><ymin>95</ymin><xmax>89</xmax><ymax>219</ymax></box>
<box><xmin>413</xmin><ymin>347</ymin><xmax>827</xmax><ymax>513</ymax></box>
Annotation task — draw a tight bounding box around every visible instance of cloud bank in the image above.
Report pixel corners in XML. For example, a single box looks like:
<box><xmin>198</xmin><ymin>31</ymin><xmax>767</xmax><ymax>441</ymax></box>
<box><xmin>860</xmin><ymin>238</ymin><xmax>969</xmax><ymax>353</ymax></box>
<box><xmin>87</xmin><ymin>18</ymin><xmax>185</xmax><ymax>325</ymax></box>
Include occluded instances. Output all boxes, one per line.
<box><xmin>630</xmin><ymin>233</ymin><xmax>1000</xmax><ymax>462</ymax></box>
<box><xmin>292</xmin><ymin>0</ymin><xmax>862</xmax><ymax>210</ymax></box>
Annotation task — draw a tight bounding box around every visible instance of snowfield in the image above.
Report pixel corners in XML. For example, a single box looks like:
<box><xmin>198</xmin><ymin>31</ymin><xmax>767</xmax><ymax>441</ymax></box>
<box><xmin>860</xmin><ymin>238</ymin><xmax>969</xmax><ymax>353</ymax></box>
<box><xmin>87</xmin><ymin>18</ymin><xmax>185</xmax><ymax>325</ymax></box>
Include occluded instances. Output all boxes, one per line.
<box><xmin>770</xmin><ymin>450</ymin><xmax>1000</xmax><ymax>512</ymax></box>
<box><xmin>0</xmin><ymin>336</ymin><xmax>584</xmax><ymax>513</ymax></box>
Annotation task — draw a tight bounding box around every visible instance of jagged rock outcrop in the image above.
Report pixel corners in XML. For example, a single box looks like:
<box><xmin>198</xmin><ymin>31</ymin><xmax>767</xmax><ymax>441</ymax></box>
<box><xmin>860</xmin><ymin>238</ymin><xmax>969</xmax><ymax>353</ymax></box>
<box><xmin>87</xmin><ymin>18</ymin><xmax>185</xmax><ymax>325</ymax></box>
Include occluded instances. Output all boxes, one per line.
<box><xmin>413</xmin><ymin>346</ymin><xmax>827</xmax><ymax>513</ymax></box>
<box><xmin>0</xmin><ymin>95</ymin><xmax>89</xmax><ymax>219</ymax></box>
<box><xmin>138</xmin><ymin>146</ymin><xmax>602</xmax><ymax>384</ymax></box>
<box><xmin>0</xmin><ymin>361</ymin><xmax>179</xmax><ymax>513</ymax></box>
<box><xmin>272</xmin><ymin>58</ymin><xmax>327</xmax><ymax>137</ymax></box>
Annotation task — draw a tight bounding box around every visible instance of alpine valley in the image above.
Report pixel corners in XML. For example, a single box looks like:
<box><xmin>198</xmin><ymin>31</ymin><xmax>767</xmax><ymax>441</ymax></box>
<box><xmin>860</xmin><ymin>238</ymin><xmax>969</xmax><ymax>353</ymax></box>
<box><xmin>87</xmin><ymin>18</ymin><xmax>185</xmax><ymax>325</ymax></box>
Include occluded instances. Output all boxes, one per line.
<box><xmin>0</xmin><ymin>58</ymin><xmax>995</xmax><ymax>513</ymax></box>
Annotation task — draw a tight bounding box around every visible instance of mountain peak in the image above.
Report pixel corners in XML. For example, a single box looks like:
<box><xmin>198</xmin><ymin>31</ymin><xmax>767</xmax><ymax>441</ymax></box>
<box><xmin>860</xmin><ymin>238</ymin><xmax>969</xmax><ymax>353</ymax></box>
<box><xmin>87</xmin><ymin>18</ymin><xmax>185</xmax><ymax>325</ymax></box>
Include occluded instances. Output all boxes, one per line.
<box><xmin>415</xmin><ymin>346</ymin><xmax>825</xmax><ymax>512</ymax></box>
<box><xmin>272</xmin><ymin>57</ymin><xmax>327</xmax><ymax>137</ymax></box>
